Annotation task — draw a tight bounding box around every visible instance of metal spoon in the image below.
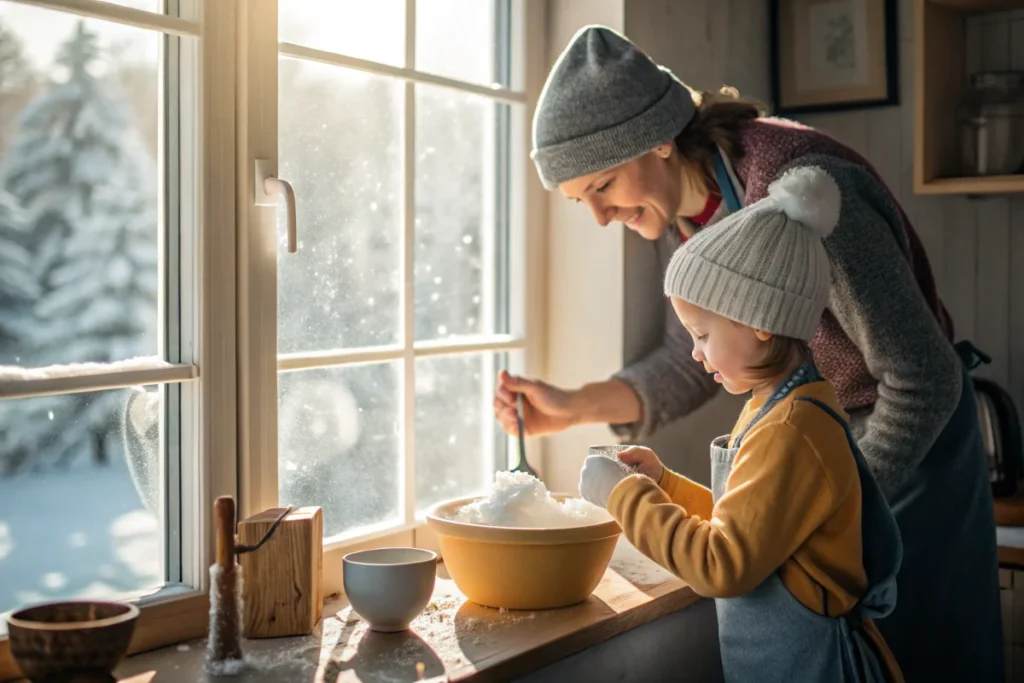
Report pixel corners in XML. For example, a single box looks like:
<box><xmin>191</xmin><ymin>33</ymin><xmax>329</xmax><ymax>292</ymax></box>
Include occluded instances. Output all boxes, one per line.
<box><xmin>512</xmin><ymin>392</ymin><xmax>538</xmax><ymax>477</ymax></box>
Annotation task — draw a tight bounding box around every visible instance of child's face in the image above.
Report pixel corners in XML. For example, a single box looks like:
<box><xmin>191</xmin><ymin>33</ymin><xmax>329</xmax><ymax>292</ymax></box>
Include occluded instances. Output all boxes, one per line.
<box><xmin>670</xmin><ymin>297</ymin><xmax>774</xmax><ymax>396</ymax></box>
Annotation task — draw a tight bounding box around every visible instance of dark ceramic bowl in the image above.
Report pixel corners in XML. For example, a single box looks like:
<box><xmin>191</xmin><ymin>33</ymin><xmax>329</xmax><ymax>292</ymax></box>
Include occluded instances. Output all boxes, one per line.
<box><xmin>6</xmin><ymin>600</ymin><xmax>140</xmax><ymax>683</ymax></box>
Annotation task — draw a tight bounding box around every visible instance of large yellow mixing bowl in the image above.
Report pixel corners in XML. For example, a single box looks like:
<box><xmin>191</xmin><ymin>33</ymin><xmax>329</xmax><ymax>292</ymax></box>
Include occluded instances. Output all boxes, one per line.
<box><xmin>425</xmin><ymin>493</ymin><xmax>622</xmax><ymax>610</ymax></box>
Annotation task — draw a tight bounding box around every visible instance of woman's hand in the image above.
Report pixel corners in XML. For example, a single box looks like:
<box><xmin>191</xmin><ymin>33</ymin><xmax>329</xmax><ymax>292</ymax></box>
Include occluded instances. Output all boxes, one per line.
<box><xmin>617</xmin><ymin>446</ymin><xmax>665</xmax><ymax>483</ymax></box>
<box><xmin>493</xmin><ymin>370</ymin><xmax>579</xmax><ymax>437</ymax></box>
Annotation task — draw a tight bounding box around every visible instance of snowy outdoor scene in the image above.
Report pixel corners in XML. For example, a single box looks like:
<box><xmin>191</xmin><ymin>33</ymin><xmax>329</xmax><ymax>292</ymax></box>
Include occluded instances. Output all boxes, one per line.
<box><xmin>0</xmin><ymin>0</ymin><xmax>164</xmax><ymax>627</ymax></box>
<box><xmin>0</xmin><ymin>0</ymin><xmax>508</xmax><ymax>625</ymax></box>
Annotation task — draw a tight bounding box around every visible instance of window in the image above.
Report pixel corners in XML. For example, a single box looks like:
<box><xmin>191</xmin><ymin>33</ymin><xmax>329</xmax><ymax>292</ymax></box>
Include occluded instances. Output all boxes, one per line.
<box><xmin>0</xmin><ymin>1</ymin><xmax>239</xmax><ymax>663</ymax></box>
<box><xmin>0</xmin><ymin>0</ymin><xmax>540</xmax><ymax>665</ymax></box>
<box><xmin>238</xmin><ymin>0</ymin><xmax>531</xmax><ymax>550</ymax></box>
<box><xmin>0</xmin><ymin>0</ymin><xmax>208</xmax><ymax>631</ymax></box>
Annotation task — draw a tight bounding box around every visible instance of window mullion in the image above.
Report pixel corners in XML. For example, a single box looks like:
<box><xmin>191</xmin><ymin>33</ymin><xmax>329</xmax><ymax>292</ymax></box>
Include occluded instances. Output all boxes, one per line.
<box><xmin>6</xmin><ymin>0</ymin><xmax>201</xmax><ymax>36</ymax></box>
<box><xmin>401</xmin><ymin>0</ymin><xmax>417</xmax><ymax>528</ymax></box>
<box><xmin>237</xmin><ymin>0</ymin><xmax>281</xmax><ymax>521</ymax></box>
<box><xmin>176</xmin><ymin>0</ymin><xmax>203</xmax><ymax>587</ymax></box>
<box><xmin>163</xmin><ymin>6</ymin><xmax>183</xmax><ymax>585</ymax></box>
<box><xmin>275</xmin><ymin>43</ymin><xmax>526</xmax><ymax>105</ymax></box>
<box><xmin>487</xmin><ymin>0</ymin><xmax>511</xmax><ymax>473</ymax></box>
<box><xmin>195</xmin><ymin>0</ymin><xmax>240</xmax><ymax>584</ymax></box>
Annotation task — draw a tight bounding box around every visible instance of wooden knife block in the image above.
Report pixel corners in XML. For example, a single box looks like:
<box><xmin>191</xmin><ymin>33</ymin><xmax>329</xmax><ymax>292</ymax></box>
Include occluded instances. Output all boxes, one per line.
<box><xmin>238</xmin><ymin>506</ymin><xmax>323</xmax><ymax>638</ymax></box>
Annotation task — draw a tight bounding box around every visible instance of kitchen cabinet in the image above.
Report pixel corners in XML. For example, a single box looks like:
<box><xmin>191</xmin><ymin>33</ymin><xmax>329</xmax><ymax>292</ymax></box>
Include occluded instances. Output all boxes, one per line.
<box><xmin>915</xmin><ymin>0</ymin><xmax>1024</xmax><ymax>195</ymax></box>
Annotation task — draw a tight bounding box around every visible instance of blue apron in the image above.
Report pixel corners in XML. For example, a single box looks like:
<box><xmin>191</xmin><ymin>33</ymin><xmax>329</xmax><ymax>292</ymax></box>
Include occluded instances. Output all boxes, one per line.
<box><xmin>712</xmin><ymin>362</ymin><xmax>901</xmax><ymax>682</ymax></box>
<box><xmin>712</xmin><ymin>152</ymin><xmax>1004</xmax><ymax>682</ymax></box>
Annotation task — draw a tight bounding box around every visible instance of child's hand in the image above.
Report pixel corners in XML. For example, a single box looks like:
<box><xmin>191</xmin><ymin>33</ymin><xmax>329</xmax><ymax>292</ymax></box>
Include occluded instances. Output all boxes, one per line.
<box><xmin>578</xmin><ymin>455</ymin><xmax>629</xmax><ymax>509</ymax></box>
<box><xmin>617</xmin><ymin>446</ymin><xmax>665</xmax><ymax>483</ymax></box>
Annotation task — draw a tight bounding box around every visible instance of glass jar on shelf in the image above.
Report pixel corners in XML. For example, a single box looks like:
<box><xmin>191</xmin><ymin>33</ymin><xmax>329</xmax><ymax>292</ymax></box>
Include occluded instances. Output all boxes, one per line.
<box><xmin>959</xmin><ymin>70</ymin><xmax>1024</xmax><ymax>176</ymax></box>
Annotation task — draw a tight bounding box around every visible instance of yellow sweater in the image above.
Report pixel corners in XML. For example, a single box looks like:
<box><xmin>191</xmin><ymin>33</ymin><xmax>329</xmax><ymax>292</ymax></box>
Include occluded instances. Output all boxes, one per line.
<box><xmin>607</xmin><ymin>380</ymin><xmax>902</xmax><ymax>681</ymax></box>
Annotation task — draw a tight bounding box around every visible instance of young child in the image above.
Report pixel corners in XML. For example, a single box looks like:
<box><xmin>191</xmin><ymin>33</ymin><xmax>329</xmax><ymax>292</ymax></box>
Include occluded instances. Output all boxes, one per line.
<box><xmin>578</xmin><ymin>167</ymin><xmax>903</xmax><ymax>683</ymax></box>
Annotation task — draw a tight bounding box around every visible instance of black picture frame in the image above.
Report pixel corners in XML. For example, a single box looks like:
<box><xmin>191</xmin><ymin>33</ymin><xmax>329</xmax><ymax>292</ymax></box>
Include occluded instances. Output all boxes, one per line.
<box><xmin>770</xmin><ymin>0</ymin><xmax>900</xmax><ymax>115</ymax></box>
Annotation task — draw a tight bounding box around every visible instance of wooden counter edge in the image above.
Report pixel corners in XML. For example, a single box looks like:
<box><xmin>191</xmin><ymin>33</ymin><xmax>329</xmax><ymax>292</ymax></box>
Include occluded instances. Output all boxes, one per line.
<box><xmin>999</xmin><ymin>545</ymin><xmax>1024</xmax><ymax>569</ymax></box>
<box><xmin>0</xmin><ymin>592</ymin><xmax>209</xmax><ymax>683</ymax></box>
<box><xmin>1</xmin><ymin>564</ymin><xmax>704</xmax><ymax>683</ymax></box>
<box><xmin>447</xmin><ymin>584</ymin><xmax>705</xmax><ymax>683</ymax></box>
<box><xmin>0</xmin><ymin>639</ymin><xmax>16</xmax><ymax>683</ymax></box>
<box><xmin>995</xmin><ymin>492</ymin><xmax>1024</xmax><ymax>528</ymax></box>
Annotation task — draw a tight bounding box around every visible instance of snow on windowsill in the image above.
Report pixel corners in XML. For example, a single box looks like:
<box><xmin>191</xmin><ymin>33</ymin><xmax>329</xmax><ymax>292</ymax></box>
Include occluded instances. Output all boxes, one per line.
<box><xmin>0</xmin><ymin>356</ymin><xmax>172</xmax><ymax>384</ymax></box>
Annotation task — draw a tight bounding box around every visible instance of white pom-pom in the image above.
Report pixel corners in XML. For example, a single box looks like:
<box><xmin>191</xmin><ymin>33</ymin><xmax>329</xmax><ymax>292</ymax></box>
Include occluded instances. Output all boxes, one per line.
<box><xmin>767</xmin><ymin>166</ymin><xmax>841</xmax><ymax>238</ymax></box>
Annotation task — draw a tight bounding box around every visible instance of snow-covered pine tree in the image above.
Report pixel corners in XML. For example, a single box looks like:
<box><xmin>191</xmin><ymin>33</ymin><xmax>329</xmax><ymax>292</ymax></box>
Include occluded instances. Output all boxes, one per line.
<box><xmin>0</xmin><ymin>19</ymin><xmax>39</xmax><ymax>365</ymax></box>
<box><xmin>0</xmin><ymin>19</ymin><xmax>38</xmax><ymax>157</ymax></box>
<box><xmin>0</xmin><ymin>171</ymin><xmax>36</xmax><ymax>365</ymax></box>
<box><xmin>1</xmin><ymin>20</ymin><xmax>158</xmax><ymax>471</ymax></box>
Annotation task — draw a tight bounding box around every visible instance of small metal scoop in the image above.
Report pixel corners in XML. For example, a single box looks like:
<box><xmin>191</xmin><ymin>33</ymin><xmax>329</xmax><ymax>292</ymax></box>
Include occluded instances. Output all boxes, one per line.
<box><xmin>512</xmin><ymin>392</ymin><xmax>539</xmax><ymax>477</ymax></box>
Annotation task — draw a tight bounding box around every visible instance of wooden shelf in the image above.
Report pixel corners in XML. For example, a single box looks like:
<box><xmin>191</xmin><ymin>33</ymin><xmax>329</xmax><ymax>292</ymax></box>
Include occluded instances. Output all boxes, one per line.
<box><xmin>916</xmin><ymin>175</ymin><xmax>1024</xmax><ymax>195</ymax></box>
<box><xmin>914</xmin><ymin>0</ymin><xmax>1024</xmax><ymax>195</ymax></box>
<box><xmin>929</xmin><ymin>0</ymin><xmax>1024</xmax><ymax>10</ymax></box>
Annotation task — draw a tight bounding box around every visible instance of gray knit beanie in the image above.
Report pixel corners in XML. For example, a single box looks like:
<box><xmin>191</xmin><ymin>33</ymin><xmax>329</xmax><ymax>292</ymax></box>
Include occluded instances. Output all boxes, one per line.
<box><xmin>531</xmin><ymin>25</ymin><xmax>695</xmax><ymax>190</ymax></box>
<box><xmin>663</xmin><ymin>167</ymin><xmax>841</xmax><ymax>341</ymax></box>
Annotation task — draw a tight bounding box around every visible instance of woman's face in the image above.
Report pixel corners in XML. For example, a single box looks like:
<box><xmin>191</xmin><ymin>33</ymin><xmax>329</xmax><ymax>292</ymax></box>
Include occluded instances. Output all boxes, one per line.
<box><xmin>559</xmin><ymin>144</ymin><xmax>709</xmax><ymax>241</ymax></box>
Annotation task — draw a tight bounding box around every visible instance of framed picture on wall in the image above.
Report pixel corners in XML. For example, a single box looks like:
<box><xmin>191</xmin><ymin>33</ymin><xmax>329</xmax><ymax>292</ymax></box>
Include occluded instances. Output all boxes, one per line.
<box><xmin>770</xmin><ymin>0</ymin><xmax>899</xmax><ymax>115</ymax></box>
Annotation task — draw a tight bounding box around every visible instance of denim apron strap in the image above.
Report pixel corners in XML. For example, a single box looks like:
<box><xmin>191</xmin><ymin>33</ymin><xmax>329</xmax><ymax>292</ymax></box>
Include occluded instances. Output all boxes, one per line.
<box><xmin>732</xmin><ymin>362</ymin><xmax>821</xmax><ymax>449</ymax></box>
<box><xmin>713</xmin><ymin>150</ymin><xmax>743</xmax><ymax>214</ymax></box>
<box><xmin>954</xmin><ymin>338</ymin><xmax>991</xmax><ymax>370</ymax></box>
<box><xmin>793</xmin><ymin>395</ymin><xmax>902</xmax><ymax>621</ymax></box>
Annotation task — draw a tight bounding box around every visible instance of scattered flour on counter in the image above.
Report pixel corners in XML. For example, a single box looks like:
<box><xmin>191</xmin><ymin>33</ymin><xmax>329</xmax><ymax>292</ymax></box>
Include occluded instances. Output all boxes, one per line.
<box><xmin>205</xmin><ymin>658</ymin><xmax>247</xmax><ymax>677</ymax></box>
<box><xmin>322</xmin><ymin>596</ymin><xmax>541</xmax><ymax>681</ymax></box>
<box><xmin>451</xmin><ymin>471</ymin><xmax>612</xmax><ymax>528</ymax></box>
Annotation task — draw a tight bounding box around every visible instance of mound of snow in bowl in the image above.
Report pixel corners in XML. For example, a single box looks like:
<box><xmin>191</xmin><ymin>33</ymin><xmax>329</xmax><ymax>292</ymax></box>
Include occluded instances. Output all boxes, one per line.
<box><xmin>452</xmin><ymin>471</ymin><xmax>613</xmax><ymax>528</ymax></box>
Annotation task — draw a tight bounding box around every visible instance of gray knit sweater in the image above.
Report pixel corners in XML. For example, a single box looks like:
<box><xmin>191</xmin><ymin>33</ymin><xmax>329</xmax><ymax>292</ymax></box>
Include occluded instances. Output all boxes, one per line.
<box><xmin>612</xmin><ymin>152</ymin><xmax>963</xmax><ymax>499</ymax></box>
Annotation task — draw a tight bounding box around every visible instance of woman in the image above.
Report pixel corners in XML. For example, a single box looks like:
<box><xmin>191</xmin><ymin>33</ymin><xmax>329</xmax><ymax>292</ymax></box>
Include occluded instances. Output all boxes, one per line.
<box><xmin>494</xmin><ymin>25</ymin><xmax>1002</xmax><ymax>682</ymax></box>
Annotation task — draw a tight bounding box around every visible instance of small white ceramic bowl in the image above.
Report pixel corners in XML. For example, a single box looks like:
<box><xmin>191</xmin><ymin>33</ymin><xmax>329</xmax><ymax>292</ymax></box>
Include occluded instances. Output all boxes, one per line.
<box><xmin>342</xmin><ymin>547</ymin><xmax>437</xmax><ymax>632</ymax></box>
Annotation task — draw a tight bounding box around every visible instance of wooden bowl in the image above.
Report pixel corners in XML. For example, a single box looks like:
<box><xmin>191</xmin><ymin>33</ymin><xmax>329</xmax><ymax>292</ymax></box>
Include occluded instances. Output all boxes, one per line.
<box><xmin>6</xmin><ymin>600</ymin><xmax>140</xmax><ymax>683</ymax></box>
<box><xmin>425</xmin><ymin>493</ymin><xmax>621</xmax><ymax>610</ymax></box>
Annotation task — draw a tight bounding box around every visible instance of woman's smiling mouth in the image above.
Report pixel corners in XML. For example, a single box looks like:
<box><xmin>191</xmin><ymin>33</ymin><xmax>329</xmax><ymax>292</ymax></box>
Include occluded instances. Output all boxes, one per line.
<box><xmin>623</xmin><ymin>207</ymin><xmax>644</xmax><ymax>226</ymax></box>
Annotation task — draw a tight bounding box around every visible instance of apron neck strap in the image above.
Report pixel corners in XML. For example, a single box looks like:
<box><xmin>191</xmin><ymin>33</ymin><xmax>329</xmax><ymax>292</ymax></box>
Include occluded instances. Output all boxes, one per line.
<box><xmin>713</xmin><ymin>151</ymin><xmax>743</xmax><ymax>214</ymax></box>
<box><xmin>733</xmin><ymin>361</ymin><xmax>821</xmax><ymax>447</ymax></box>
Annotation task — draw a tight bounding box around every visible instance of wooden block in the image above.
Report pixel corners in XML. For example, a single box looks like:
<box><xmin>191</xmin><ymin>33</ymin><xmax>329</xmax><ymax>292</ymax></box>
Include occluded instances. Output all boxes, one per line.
<box><xmin>1003</xmin><ymin>569</ymin><xmax>1016</xmax><ymax>590</ymax></box>
<box><xmin>238</xmin><ymin>506</ymin><xmax>323</xmax><ymax>638</ymax></box>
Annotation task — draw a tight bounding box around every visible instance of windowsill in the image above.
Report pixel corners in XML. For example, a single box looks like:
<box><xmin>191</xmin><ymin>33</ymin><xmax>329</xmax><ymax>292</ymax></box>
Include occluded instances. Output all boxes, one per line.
<box><xmin>91</xmin><ymin>539</ymin><xmax>701</xmax><ymax>683</ymax></box>
<box><xmin>0</xmin><ymin>583</ymin><xmax>198</xmax><ymax>640</ymax></box>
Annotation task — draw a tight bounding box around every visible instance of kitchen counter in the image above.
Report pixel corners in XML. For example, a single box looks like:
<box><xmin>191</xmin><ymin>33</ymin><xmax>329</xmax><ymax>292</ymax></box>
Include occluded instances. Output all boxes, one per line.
<box><xmin>106</xmin><ymin>538</ymin><xmax>705</xmax><ymax>682</ymax></box>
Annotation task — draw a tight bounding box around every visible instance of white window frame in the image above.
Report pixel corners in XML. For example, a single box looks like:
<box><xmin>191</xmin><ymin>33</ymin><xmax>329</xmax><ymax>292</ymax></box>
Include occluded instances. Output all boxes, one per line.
<box><xmin>0</xmin><ymin>0</ymin><xmax>549</xmax><ymax>673</ymax></box>
<box><xmin>238</xmin><ymin>0</ymin><xmax>549</xmax><ymax>589</ymax></box>
<box><xmin>0</xmin><ymin>0</ymin><xmax>239</xmax><ymax>673</ymax></box>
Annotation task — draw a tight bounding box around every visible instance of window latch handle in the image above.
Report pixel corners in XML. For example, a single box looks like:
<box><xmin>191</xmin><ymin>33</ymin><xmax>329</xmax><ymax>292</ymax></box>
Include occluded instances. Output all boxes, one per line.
<box><xmin>254</xmin><ymin>158</ymin><xmax>297</xmax><ymax>254</ymax></box>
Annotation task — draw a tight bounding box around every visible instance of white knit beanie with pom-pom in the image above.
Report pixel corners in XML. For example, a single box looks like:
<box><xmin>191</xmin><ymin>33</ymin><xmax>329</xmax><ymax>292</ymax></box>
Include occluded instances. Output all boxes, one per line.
<box><xmin>663</xmin><ymin>166</ymin><xmax>841</xmax><ymax>341</ymax></box>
